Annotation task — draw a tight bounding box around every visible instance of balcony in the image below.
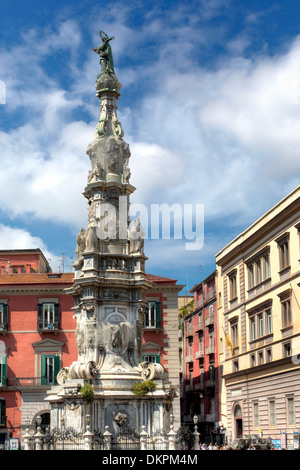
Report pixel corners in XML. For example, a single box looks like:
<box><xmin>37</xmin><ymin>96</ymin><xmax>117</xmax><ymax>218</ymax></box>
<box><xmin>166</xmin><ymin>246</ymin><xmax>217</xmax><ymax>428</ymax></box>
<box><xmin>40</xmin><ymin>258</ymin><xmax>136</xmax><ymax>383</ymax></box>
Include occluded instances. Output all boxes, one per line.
<box><xmin>185</xmin><ymin>355</ymin><xmax>193</xmax><ymax>363</ymax></box>
<box><xmin>205</xmin><ymin>314</ymin><xmax>214</xmax><ymax>327</ymax></box>
<box><xmin>195</xmin><ymin>320</ymin><xmax>204</xmax><ymax>333</ymax></box>
<box><xmin>185</xmin><ymin>324</ymin><xmax>193</xmax><ymax>337</ymax></box>
<box><xmin>205</xmin><ymin>289</ymin><xmax>216</xmax><ymax>303</ymax></box>
<box><xmin>37</xmin><ymin>322</ymin><xmax>59</xmax><ymax>334</ymax></box>
<box><xmin>0</xmin><ymin>322</ymin><xmax>8</xmax><ymax>335</ymax></box>
<box><xmin>205</xmin><ymin>344</ymin><xmax>215</xmax><ymax>355</ymax></box>
<box><xmin>205</xmin><ymin>378</ymin><xmax>215</xmax><ymax>388</ymax></box>
<box><xmin>205</xmin><ymin>413</ymin><xmax>216</xmax><ymax>423</ymax></box>
<box><xmin>195</xmin><ymin>349</ymin><xmax>204</xmax><ymax>359</ymax></box>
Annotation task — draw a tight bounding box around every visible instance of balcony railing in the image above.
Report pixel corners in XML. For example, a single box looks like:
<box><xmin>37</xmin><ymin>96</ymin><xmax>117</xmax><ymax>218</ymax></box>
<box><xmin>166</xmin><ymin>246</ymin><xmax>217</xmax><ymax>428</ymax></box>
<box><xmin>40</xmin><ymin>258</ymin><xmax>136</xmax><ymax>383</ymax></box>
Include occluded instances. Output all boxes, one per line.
<box><xmin>205</xmin><ymin>344</ymin><xmax>215</xmax><ymax>355</ymax></box>
<box><xmin>37</xmin><ymin>322</ymin><xmax>59</xmax><ymax>333</ymax></box>
<box><xmin>185</xmin><ymin>355</ymin><xmax>193</xmax><ymax>363</ymax></box>
<box><xmin>7</xmin><ymin>377</ymin><xmax>57</xmax><ymax>387</ymax></box>
<box><xmin>195</xmin><ymin>320</ymin><xmax>204</xmax><ymax>332</ymax></box>
<box><xmin>204</xmin><ymin>314</ymin><xmax>214</xmax><ymax>327</ymax></box>
<box><xmin>0</xmin><ymin>322</ymin><xmax>8</xmax><ymax>333</ymax></box>
<box><xmin>195</xmin><ymin>349</ymin><xmax>204</xmax><ymax>359</ymax></box>
<box><xmin>205</xmin><ymin>289</ymin><xmax>216</xmax><ymax>302</ymax></box>
<box><xmin>185</xmin><ymin>324</ymin><xmax>193</xmax><ymax>337</ymax></box>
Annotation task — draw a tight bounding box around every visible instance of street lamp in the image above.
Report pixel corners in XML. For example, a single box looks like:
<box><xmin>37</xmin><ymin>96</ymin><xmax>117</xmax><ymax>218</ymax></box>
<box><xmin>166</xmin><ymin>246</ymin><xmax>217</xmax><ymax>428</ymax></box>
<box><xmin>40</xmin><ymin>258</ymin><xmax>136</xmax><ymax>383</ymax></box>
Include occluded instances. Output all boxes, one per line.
<box><xmin>36</xmin><ymin>415</ymin><xmax>42</xmax><ymax>429</ymax></box>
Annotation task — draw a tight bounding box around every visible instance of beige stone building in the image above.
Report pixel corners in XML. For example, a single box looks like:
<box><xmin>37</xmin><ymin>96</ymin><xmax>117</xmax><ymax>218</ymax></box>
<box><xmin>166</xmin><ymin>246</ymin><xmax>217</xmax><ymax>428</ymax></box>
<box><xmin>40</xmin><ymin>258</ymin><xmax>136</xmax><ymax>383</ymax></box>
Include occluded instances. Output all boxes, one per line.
<box><xmin>216</xmin><ymin>186</ymin><xmax>300</xmax><ymax>449</ymax></box>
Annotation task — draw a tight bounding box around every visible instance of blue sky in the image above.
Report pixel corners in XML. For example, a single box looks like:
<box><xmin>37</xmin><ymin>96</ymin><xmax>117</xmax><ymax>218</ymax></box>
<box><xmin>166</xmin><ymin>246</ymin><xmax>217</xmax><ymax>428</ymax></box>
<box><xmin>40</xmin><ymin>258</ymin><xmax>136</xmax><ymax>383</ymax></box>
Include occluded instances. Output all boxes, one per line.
<box><xmin>0</xmin><ymin>0</ymin><xmax>300</xmax><ymax>293</ymax></box>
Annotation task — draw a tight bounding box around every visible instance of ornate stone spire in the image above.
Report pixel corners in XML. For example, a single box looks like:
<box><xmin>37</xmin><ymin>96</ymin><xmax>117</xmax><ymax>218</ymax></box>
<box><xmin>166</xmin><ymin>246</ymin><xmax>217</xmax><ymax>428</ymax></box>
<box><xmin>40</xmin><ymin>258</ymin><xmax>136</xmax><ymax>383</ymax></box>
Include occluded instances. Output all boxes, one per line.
<box><xmin>47</xmin><ymin>32</ymin><xmax>174</xmax><ymax>435</ymax></box>
<box><xmin>64</xmin><ymin>31</ymin><xmax>157</xmax><ymax>382</ymax></box>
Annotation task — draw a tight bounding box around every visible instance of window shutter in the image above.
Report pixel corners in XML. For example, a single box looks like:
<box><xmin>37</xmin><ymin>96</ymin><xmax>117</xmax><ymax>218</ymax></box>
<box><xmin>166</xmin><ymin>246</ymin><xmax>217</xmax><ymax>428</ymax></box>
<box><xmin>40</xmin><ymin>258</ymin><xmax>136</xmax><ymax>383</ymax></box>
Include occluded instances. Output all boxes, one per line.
<box><xmin>155</xmin><ymin>302</ymin><xmax>161</xmax><ymax>329</ymax></box>
<box><xmin>143</xmin><ymin>307</ymin><xmax>148</xmax><ymax>328</ymax></box>
<box><xmin>155</xmin><ymin>354</ymin><xmax>161</xmax><ymax>364</ymax></box>
<box><xmin>0</xmin><ymin>356</ymin><xmax>7</xmax><ymax>386</ymax></box>
<box><xmin>54</xmin><ymin>303</ymin><xmax>60</xmax><ymax>329</ymax></box>
<box><xmin>0</xmin><ymin>399</ymin><xmax>5</xmax><ymax>426</ymax></box>
<box><xmin>53</xmin><ymin>356</ymin><xmax>60</xmax><ymax>384</ymax></box>
<box><xmin>2</xmin><ymin>305</ymin><xmax>8</xmax><ymax>329</ymax></box>
<box><xmin>37</xmin><ymin>303</ymin><xmax>43</xmax><ymax>330</ymax></box>
<box><xmin>41</xmin><ymin>355</ymin><xmax>47</xmax><ymax>385</ymax></box>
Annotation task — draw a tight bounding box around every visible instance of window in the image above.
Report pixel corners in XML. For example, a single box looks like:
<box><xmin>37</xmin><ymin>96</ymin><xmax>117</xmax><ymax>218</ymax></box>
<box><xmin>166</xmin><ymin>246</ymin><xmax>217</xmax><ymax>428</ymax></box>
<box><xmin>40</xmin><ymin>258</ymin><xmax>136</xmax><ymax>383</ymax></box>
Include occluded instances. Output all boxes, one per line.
<box><xmin>253</xmin><ymin>402</ymin><xmax>259</xmax><ymax>427</ymax></box>
<box><xmin>228</xmin><ymin>270</ymin><xmax>237</xmax><ymax>301</ymax></box>
<box><xmin>268</xmin><ymin>400</ymin><xmax>276</xmax><ymax>427</ymax></box>
<box><xmin>266</xmin><ymin>348</ymin><xmax>272</xmax><ymax>363</ymax></box>
<box><xmin>287</xmin><ymin>397</ymin><xmax>295</xmax><ymax>426</ymax></box>
<box><xmin>283</xmin><ymin>342</ymin><xmax>291</xmax><ymax>357</ymax></box>
<box><xmin>250</xmin><ymin>316</ymin><xmax>256</xmax><ymax>340</ymax></box>
<box><xmin>266</xmin><ymin>309</ymin><xmax>272</xmax><ymax>335</ymax></box>
<box><xmin>199</xmin><ymin>334</ymin><xmax>203</xmax><ymax>354</ymax></box>
<box><xmin>258</xmin><ymin>313</ymin><xmax>264</xmax><ymax>337</ymax></box>
<box><xmin>143</xmin><ymin>354</ymin><xmax>160</xmax><ymax>364</ymax></box>
<box><xmin>37</xmin><ymin>303</ymin><xmax>60</xmax><ymax>331</ymax></box>
<box><xmin>251</xmin><ymin>354</ymin><xmax>256</xmax><ymax>367</ymax></box>
<box><xmin>144</xmin><ymin>301</ymin><xmax>161</xmax><ymax>329</ymax></box>
<box><xmin>282</xmin><ymin>299</ymin><xmax>292</xmax><ymax>328</ymax></box>
<box><xmin>248</xmin><ymin>302</ymin><xmax>273</xmax><ymax>342</ymax></box>
<box><xmin>276</xmin><ymin>234</ymin><xmax>290</xmax><ymax>271</ymax></box>
<box><xmin>188</xmin><ymin>339</ymin><xmax>193</xmax><ymax>357</ymax></box>
<box><xmin>0</xmin><ymin>304</ymin><xmax>8</xmax><ymax>331</ymax></box>
<box><xmin>264</xmin><ymin>253</ymin><xmax>270</xmax><ymax>279</ymax></box>
<box><xmin>233</xmin><ymin>360</ymin><xmax>239</xmax><ymax>372</ymax></box>
<box><xmin>41</xmin><ymin>355</ymin><xmax>60</xmax><ymax>385</ymax></box>
<box><xmin>231</xmin><ymin>323</ymin><xmax>238</xmax><ymax>349</ymax></box>
<box><xmin>247</xmin><ymin>248</ymin><xmax>271</xmax><ymax>289</ymax></box>
<box><xmin>258</xmin><ymin>351</ymin><xmax>264</xmax><ymax>365</ymax></box>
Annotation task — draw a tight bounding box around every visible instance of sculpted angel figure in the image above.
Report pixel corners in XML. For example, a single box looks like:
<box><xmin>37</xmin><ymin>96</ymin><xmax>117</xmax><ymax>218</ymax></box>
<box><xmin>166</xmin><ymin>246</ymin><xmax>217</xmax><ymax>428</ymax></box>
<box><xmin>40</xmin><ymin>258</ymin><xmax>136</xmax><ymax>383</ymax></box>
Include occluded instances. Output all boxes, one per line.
<box><xmin>93</xmin><ymin>30</ymin><xmax>115</xmax><ymax>74</ymax></box>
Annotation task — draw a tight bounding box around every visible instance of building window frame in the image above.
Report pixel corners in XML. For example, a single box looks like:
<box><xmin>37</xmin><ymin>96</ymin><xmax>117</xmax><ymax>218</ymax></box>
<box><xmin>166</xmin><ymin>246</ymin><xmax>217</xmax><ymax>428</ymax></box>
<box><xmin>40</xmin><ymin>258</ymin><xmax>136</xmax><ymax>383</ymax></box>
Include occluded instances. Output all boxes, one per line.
<box><xmin>278</xmin><ymin>289</ymin><xmax>292</xmax><ymax>330</ymax></box>
<box><xmin>253</xmin><ymin>402</ymin><xmax>259</xmax><ymax>428</ymax></box>
<box><xmin>144</xmin><ymin>301</ymin><xmax>161</xmax><ymax>329</ymax></box>
<box><xmin>287</xmin><ymin>396</ymin><xmax>295</xmax><ymax>426</ymax></box>
<box><xmin>248</xmin><ymin>301</ymin><xmax>273</xmax><ymax>343</ymax></box>
<box><xmin>246</xmin><ymin>247</ymin><xmax>271</xmax><ymax>290</ymax></box>
<box><xmin>269</xmin><ymin>399</ymin><xmax>276</xmax><ymax>427</ymax></box>
<box><xmin>41</xmin><ymin>354</ymin><xmax>60</xmax><ymax>385</ymax></box>
<box><xmin>228</xmin><ymin>269</ymin><xmax>237</xmax><ymax>302</ymax></box>
<box><xmin>0</xmin><ymin>303</ymin><xmax>8</xmax><ymax>333</ymax></box>
<box><xmin>276</xmin><ymin>233</ymin><xmax>290</xmax><ymax>272</ymax></box>
<box><xmin>37</xmin><ymin>301</ymin><xmax>60</xmax><ymax>332</ymax></box>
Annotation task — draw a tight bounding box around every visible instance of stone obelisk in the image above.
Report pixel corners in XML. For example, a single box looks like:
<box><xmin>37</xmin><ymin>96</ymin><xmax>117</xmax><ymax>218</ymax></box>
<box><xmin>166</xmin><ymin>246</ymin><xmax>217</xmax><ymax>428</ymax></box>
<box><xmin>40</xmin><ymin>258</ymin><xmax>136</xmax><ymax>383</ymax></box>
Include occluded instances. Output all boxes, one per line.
<box><xmin>46</xmin><ymin>31</ymin><xmax>175</xmax><ymax>436</ymax></box>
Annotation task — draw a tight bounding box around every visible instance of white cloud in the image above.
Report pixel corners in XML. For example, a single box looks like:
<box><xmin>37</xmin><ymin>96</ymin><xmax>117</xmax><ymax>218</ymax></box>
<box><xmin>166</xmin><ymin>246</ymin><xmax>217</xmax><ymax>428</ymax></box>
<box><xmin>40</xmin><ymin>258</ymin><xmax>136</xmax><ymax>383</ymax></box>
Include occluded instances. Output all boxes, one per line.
<box><xmin>1</xmin><ymin>9</ymin><xmax>300</xmax><ymax>287</ymax></box>
<box><xmin>0</xmin><ymin>224</ymin><xmax>62</xmax><ymax>271</ymax></box>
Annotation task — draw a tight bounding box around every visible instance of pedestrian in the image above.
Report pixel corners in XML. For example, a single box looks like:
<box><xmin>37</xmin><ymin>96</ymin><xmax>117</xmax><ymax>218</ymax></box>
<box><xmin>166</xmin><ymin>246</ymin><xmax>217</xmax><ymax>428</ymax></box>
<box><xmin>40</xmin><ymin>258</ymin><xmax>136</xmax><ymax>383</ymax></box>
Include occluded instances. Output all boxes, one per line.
<box><xmin>208</xmin><ymin>443</ymin><xmax>213</xmax><ymax>450</ymax></box>
<box><xmin>213</xmin><ymin>443</ymin><xmax>219</xmax><ymax>450</ymax></box>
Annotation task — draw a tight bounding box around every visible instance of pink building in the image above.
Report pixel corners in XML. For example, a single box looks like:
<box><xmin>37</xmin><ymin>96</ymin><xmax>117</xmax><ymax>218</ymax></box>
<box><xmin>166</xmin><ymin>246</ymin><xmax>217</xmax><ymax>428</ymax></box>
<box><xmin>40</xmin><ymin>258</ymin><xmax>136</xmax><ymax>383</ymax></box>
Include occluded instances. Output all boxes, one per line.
<box><xmin>0</xmin><ymin>249</ymin><xmax>182</xmax><ymax>449</ymax></box>
<box><xmin>181</xmin><ymin>271</ymin><xmax>223</xmax><ymax>445</ymax></box>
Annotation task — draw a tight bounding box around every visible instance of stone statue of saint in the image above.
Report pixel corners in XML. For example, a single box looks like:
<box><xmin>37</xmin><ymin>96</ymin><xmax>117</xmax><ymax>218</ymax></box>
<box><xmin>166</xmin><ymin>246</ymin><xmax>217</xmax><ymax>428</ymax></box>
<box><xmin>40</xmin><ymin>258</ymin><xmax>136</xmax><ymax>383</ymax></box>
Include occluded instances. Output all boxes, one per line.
<box><xmin>122</xmin><ymin>162</ymin><xmax>131</xmax><ymax>183</ymax></box>
<box><xmin>93</xmin><ymin>31</ymin><xmax>115</xmax><ymax>74</ymax></box>
<box><xmin>75</xmin><ymin>228</ymin><xmax>86</xmax><ymax>258</ymax></box>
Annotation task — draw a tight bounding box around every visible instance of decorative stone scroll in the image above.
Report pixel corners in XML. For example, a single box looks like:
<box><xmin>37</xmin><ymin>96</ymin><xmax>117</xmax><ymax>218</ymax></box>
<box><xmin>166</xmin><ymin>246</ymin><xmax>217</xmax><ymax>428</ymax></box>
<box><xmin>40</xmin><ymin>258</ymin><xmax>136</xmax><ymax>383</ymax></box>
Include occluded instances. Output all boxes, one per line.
<box><xmin>139</xmin><ymin>362</ymin><xmax>165</xmax><ymax>381</ymax></box>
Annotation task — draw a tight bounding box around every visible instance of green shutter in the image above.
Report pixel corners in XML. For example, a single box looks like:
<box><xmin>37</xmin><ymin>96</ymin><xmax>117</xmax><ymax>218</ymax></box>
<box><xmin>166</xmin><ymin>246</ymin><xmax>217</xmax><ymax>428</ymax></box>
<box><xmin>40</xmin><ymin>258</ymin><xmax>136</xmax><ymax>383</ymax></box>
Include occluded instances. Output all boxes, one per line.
<box><xmin>155</xmin><ymin>302</ymin><xmax>161</xmax><ymax>329</ymax></box>
<box><xmin>155</xmin><ymin>354</ymin><xmax>161</xmax><ymax>364</ymax></box>
<box><xmin>54</xmin><ymin>303</ymin><xmax>60</xmax><ymax>329</ymax></box>
<box><xmin>37</xmin><ymin>303</ymin><xmax>43</xmax><ymax>330</ymax></box>
<box><xmin>41</xmin><ymin>355</ymin><xmax>47</xmax><ymax>385</ymax></box>
<box><xmin>0</xmin><ymin>356</ymin><xmax>7</xmax><ymax>386</ymax></box>
<box><xmin>53</xmin><ymin>356</ymin><xmax>60</xmax><ymax>384</ymax></box>
<box><xmin>2</xmin><ymin>305</ymin><xmax>8</xmax><ymax>330</ymax></box>
<box><xmin>0</xmin><ymin>399</ymin><xmax>5</xmax><ymax>426</ymax></box>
